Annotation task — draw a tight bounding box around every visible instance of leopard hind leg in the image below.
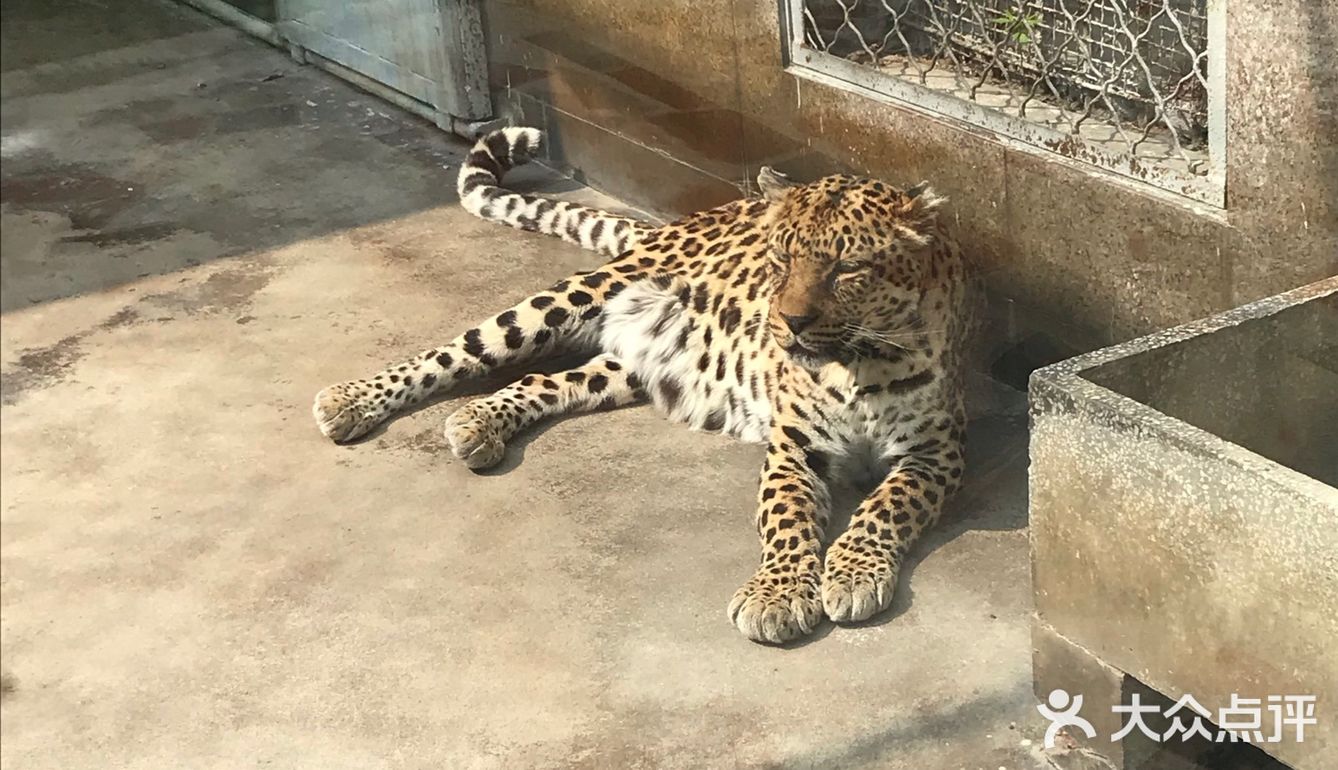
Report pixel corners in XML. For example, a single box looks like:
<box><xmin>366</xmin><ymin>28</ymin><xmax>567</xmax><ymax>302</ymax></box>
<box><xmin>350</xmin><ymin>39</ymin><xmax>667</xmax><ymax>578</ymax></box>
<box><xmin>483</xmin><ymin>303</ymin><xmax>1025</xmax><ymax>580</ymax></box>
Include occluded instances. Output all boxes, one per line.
<box><xmin>313</xmin><ymin>269</ymin><xmax>635</xmax><ymax>442</ymax></box>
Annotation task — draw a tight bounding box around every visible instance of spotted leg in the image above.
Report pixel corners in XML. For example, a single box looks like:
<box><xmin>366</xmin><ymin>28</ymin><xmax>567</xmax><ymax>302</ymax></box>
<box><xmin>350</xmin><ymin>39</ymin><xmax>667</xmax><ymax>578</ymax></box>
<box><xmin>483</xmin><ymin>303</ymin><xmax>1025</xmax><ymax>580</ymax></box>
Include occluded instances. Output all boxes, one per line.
<box><xmin>313</xmin><ymin>269</ymin><xmax>635</xmax><ymax>442</ymax></box>
<box><xmin>443</xmin><ymin>354</ymin><xmax>644</xmax><ymax>469</ymax></box>
<box><xmin>821</xmin><ymin>439</ymin><xmax>964</xmax><ymax>622</ymax></box>
<box><xmin>727</xmin><ymin>420</ymin><xmax>834</xmax><ymax>644</ymax></box>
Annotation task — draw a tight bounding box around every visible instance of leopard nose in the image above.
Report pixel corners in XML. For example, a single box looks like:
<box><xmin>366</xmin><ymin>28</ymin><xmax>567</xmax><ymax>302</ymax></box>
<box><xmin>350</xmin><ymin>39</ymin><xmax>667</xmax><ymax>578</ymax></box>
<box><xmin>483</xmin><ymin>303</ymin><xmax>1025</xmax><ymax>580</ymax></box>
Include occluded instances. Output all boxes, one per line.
<box><xmin>781</xmin><ymin>313</ymin><xmax>816</xmax><ymax>334</ymax></box>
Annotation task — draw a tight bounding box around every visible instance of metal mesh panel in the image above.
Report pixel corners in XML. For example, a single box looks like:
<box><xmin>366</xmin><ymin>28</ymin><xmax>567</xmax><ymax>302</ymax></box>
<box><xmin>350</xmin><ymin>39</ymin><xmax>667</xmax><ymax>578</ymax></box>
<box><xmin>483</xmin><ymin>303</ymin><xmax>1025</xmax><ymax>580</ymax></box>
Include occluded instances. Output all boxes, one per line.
<box><xmin>799</xmin><ymin>0</ymin><xmax>1210</xmax><ymax>176</ymax></box>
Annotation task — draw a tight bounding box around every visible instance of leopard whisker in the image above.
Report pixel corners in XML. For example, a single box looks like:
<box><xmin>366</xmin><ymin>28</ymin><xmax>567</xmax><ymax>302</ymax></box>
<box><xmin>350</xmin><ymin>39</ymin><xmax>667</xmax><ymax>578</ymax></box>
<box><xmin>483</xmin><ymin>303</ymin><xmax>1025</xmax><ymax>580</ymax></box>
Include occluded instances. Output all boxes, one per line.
<box><xmin>842</xmin><ymin>323</ymin><xmax>948</xmax><ymax>347</ymax></box>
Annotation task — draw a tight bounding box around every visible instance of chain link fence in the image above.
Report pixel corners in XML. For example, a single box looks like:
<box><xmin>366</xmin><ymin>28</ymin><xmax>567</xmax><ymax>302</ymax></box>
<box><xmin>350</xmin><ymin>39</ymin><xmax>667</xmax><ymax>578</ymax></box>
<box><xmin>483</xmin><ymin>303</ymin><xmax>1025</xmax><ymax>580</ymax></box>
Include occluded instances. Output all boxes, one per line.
<box><xmin>792</xmin><ymin>0</ymin><xmax>1216</xmax><ymax>195</ymax></box>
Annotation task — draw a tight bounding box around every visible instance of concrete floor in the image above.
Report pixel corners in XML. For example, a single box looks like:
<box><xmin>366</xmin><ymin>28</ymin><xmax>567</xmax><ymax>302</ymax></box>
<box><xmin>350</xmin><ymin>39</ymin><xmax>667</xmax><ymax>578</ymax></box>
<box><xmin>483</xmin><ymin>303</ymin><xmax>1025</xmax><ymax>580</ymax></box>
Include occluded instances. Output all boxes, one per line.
<box><xmin>1</xmin><ymin>2</ymin><xmax>1046</xmax><ymax>768</ymax></box>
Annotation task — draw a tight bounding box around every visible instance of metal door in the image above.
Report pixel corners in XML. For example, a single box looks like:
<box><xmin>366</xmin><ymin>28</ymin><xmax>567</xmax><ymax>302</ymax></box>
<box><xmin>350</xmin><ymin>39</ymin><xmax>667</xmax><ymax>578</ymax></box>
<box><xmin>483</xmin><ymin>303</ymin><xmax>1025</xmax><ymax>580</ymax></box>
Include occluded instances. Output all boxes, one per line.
<box><xmin>277</xmin><ymin>0</ymin><xmax>490</xmax><ymax>125</ymax></box>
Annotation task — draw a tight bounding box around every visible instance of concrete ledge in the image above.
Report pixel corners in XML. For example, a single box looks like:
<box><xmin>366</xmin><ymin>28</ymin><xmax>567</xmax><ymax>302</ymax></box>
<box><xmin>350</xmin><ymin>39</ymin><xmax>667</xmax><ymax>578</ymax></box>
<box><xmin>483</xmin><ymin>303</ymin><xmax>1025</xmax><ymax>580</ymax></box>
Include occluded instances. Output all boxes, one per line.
<box><xmin>1030</xmin><ymin>278</ymin><xmax>1338</xmax><ymax>769</ymax></box>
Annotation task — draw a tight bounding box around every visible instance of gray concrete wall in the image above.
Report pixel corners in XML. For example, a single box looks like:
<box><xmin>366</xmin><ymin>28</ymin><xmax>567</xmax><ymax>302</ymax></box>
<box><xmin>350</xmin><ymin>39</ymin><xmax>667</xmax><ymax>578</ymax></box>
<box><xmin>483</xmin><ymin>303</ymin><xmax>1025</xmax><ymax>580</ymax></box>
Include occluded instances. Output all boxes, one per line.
<box><xmin>481</xmin><ymin>0</ymin><xmax>1338</xmax><ymax>355</ymax></box>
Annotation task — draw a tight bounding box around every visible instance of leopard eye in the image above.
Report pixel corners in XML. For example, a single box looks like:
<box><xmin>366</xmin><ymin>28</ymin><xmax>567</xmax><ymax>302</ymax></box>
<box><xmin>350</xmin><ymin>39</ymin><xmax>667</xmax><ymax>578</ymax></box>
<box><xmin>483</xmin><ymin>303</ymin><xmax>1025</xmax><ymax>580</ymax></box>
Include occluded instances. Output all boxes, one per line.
<box><xmin>771</xmin><ymin>248</ymin><xmax>791</xmax><ymax>264</ymax></box>
<box><xmin>833</xmin><ymin>259</ymin><xmax>869</xmax><ymax>274</ymax></box>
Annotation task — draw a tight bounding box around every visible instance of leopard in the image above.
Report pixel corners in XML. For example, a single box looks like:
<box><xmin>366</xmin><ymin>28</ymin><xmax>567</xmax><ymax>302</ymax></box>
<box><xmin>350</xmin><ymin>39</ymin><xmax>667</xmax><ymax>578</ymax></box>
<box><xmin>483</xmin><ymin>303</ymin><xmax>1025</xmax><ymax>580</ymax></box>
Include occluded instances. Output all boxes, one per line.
<box><xmin>313</xmin><ymin>127</ymin><xmax>972</xmax><ymax>644</ymax></box>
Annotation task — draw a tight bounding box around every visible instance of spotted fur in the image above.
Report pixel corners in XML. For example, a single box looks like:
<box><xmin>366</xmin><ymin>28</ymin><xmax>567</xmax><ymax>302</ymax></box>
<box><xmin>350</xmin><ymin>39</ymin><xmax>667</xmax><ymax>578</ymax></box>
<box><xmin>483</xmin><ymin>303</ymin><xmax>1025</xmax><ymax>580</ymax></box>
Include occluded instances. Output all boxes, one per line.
<box><xmin>458</xmin><ymin>127</ymin><xmax>651</xmax><ymax>258</ymax></box>
<box><xmin>316</xmin><ymin>129</ymin><xmax>971</xmax><ymax>644</ymax></box>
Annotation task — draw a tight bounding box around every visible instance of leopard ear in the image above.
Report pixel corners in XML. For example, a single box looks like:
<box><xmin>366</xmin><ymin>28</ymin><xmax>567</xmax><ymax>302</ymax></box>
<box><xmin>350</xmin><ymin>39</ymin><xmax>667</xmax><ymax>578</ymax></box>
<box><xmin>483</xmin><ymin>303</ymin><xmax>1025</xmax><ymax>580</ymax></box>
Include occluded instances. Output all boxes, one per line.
<box><xmin>899</xmin><ymin>180</ymin><xmax>946</xmax><ymax>222</ymax></box>
<box><xmin>757</xmin><ymin>166</ymin><xmax>796</xmax><ymax>202</ymax></box>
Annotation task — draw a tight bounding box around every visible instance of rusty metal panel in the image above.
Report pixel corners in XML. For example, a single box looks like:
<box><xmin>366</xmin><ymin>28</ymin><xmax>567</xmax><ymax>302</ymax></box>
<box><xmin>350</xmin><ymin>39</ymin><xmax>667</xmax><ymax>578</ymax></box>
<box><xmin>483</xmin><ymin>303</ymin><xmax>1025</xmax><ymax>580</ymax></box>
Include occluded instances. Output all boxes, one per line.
<box><xmin>277</xmin><ymin>0</ymin><xmax>490</xmax><ymax>121</ymax></box>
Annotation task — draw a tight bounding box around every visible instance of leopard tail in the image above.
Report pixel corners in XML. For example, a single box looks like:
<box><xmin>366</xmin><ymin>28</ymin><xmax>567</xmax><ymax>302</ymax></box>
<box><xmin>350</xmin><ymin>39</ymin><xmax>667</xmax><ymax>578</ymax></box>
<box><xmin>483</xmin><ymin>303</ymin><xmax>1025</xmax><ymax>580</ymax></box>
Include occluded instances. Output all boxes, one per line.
<box><xmin>457</xmin><ymin>127</ymin><xmax>650</xmax><ymax>259</ymax></box>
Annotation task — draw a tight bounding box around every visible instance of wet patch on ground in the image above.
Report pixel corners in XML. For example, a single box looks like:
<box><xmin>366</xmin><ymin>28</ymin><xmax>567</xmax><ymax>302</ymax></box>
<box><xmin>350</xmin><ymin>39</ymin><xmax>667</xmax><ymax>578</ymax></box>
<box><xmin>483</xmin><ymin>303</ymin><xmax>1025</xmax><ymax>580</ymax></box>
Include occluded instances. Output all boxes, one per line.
<box><xmin>213</xmin><ymin>102</ymin><xmax>304</xmax><ymax>135</ymax></box>
<box><xmin>96</xmin><ymin>97</ymin><xmax>306</xmax><ymax>144</ymax></box>
<box><xmin>1</xmin><ymin>257</ymin><xmax>274</xmax><ymax>405</ymax></box>
<box><xmin>0</xmin><ymin>160</ymin><xmax>144</xmax><ymax>231</ymax></box>
<box><xmin>346</xmin><ymin>226</ymin><xmax>434</xmax><ymax>266</ymax></box>
<box><xmin>139</xmin><ymin>260</ymin><xmax>276</xmax><ymax>317</ymax></box>
<box><xmin>0</xmin><ymin>306</ymin><xmax>142</xmax><ymax>405</ymax></box>
<box><xmin>376</xmin><ymin>425</ymin><xmax>450</xmax><ymax>457</ymax></box>
<box><xmin>98</xmin><ymin>307</ymin><xmax>141</xmax><ymax>329</ymax></box>
<box><xmin>0</xmin><ymin>332</ymin><xmax>86</xmax><ymax>406</ymax></box>
<box><xmin>58</xmin><ymin>222</ymin><xmax>179</xmax><ymax>248</ymax></box>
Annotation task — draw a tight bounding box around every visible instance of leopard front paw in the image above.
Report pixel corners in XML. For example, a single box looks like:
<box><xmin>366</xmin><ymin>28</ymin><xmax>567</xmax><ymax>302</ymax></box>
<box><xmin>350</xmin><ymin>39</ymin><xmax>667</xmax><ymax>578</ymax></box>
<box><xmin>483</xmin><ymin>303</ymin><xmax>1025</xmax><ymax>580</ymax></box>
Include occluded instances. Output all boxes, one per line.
<box><xmin>444</xmin><ymin>404</ymin><xmax>506</xmax><ymax>470</ymax></box>
<box><xmin>727</xmin><ymin>560</ymin><xmax>824</xmax><ymax>644</ymax></box>
<box><xmin>821</xmin><ymin>535</ymin><xmax>900</xmax><ymax>623</ymax></box>
<box><xmin>313</xmin><ymin>381</ymin><xmax>387</xmax><ymax>443</ymax></box>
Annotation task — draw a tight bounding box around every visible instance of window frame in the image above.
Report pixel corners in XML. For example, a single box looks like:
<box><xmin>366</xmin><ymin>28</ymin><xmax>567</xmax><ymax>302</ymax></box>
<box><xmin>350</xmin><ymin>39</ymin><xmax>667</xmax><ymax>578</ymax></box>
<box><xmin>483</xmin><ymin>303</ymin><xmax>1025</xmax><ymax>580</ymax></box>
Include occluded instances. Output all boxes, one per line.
<box><xmin>778</xmin><ymin>0</ymin><xmax>1227</xmax><ymax>208</ymax></box>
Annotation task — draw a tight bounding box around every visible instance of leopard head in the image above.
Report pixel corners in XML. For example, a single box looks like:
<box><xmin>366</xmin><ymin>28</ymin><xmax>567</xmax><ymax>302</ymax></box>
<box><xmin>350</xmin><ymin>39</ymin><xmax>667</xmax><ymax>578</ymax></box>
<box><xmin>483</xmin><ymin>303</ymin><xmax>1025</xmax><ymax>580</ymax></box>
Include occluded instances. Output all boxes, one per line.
<box><xmin>759</xmin><ymin>168</ymin><xmax>946</xmax><ymax>369</ymax></box>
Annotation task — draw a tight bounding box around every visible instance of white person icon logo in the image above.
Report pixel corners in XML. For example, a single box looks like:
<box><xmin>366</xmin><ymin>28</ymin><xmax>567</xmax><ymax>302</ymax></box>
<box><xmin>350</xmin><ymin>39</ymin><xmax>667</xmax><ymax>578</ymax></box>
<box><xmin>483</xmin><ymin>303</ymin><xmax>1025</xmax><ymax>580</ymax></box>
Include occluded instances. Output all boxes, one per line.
<box><xmin>1038</xmin><ymin>688</ymin><xmax>1098</xmax><ymax>748</ymax></box>
<box><xmin>1036</xmin><ymin>688</ymin><xmax>1317</xmax><ymax>747</ymax></box>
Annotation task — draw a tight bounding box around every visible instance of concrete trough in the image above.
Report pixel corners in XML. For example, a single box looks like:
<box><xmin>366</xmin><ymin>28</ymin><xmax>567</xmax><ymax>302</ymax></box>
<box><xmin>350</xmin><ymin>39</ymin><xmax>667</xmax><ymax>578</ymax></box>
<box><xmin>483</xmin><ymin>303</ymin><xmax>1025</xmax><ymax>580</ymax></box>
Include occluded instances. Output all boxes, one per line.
<box><xmin>1028</xmin><ymin>277</ymin><xmax>1338</xmax><ymax>769</ymax></box>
